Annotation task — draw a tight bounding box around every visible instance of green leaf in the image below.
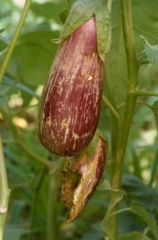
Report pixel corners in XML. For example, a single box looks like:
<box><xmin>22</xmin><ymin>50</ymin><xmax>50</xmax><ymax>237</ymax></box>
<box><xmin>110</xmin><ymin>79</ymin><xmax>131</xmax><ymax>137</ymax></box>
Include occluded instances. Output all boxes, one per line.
<box><xmin>58</xmin><ymin>0</ymin><xmax>98</xmax><ymax>41</ymax></box>
<box><xmin>100</xmin><ymin>180</ymin><xmax>125</xmax><ymax>237</ymax></box>
<box><xmin>152</xmin><ymin>101</ymin><xmax>158</xmax><ymax>130</ymax></box>
<box><xmin>59</xmin><ymin>9</ymin><xmax>69</xmax><ymax>24</ymax></box>
<box><xmin>108</xmin><ymin>0</ymin><xmax>158</xmax><ymax>104</ymax></box>
<box><xmin>95</xmin><ymin>2</ymin><xmax>111</xmax><ymax>61</ymax></box>
<box><xmin>7</xmin><ymin>30</ymin><xmax>59</xmax><ymax>86</ymax></box>
<box><xmin>130</xmin><ymin>147</ymin><xmax>142</xmax><ymax>179</ymax></box>
<box><xmin>99</xmin><ymin>180</ymin><xmax>125</xmax><ymax>212</ymax></box>
<box><xmin>152</xmin><ymin>101</ymin><xmax>158</xmax><ymax>117</ymax></box>
<box><xmin>122</xmin><ymin>174</ymin><xmax>158</xmax><ymax>213</ymax></box>
<box><xmin>130</xmin><ymin>203</ymin><xmax>158</xmax><ymax>240</ymax></box>
<box><xmin>81</xmin><ymin>223</ymin><xmax>104</xmax><ymax>240</ymax></box>
<box><xmin>9</xmin><ymin>201</ymin><xmax>26</xmax><ymax>224</ymax></box>
<box><xmin>4</xmin><ymin>224</ymin><xmax>30</xmax><ymax>240</ymax></box>
<box><xmin>2</xmin><ymin>76</ymin><xmax>40</xmax><ymax>99</ymax></box>
<box><xmin>15</xmin><ymin>45</ymin><xmax>51</xmax><ymax>86</ymax></box>
<box><xmin>139</xmin><ymin>35</ymin><xmax>158</xmax><ymax>64</ymax></box>
<box><xmin>67</xmin><ymin>0</ymin><xmax>75</xmax><ymax>5</ymax></box>
<box><xmin>118</xmin><ymin>231</ymin><xmax>152</xmax><ymax>240</ymax></box>
<box><xmin>30</xmin><ymin>1</ymin><xmax>67</xmax><ymax>22</ymax></box>
<box><xmin>97</xmin><ymin>179</ymin><xmax>111</xmax><ymax>190</ymax></box>
<box><xmin>0</xmin><ymin>28</ymin><xmax>5</xmax><ymax>33</ymax></box>
<box><xmin>59</xmin><ymin>0</ymin><xmax>75</xmax><ymax>23</ymax></box>
<box><xmin>0</xmin><ymin>36</ymin><xmax>8</xmax><ymax>53</ymax></box>
<box><xmin>55</xmin><ymin>0</ymin><xmax>111</xmax><ymax>61</ymax></box>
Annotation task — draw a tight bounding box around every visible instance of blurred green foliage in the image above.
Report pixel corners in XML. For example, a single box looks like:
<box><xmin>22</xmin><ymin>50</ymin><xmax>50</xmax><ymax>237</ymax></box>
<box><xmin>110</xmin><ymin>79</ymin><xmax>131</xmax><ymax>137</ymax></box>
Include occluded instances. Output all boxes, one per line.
<box><xmin>0</xmin><ymin>0</ymin><xmax>158</xmax><ymax>239</ymax></box>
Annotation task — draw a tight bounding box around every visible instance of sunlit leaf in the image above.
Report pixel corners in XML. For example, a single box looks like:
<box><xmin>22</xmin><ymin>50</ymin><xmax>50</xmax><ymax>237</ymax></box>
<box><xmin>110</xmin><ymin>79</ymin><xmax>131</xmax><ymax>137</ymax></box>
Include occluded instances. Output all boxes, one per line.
<box><xmin>139</xmin><ymin>35</ymin><xmax>158</xmax><ymax>64</ymax></box>
<box><xmin>55</xmin><ymin>0</ymin><xmax>111</xmax><ymax>61</ymax></box>
<box><xmin>7</xmin><ymin>31</ymin><xmax>59</xmax><ymax>87</ymax></box>
<box><xmin>30</xmin><ymin>1</ymin><xmax>67</xmax><ymax>22</ymax></box>
<box><xmin>108</xmin><ymin>0</ymin><xmax>158</xmax><ymax>104</ymax></box>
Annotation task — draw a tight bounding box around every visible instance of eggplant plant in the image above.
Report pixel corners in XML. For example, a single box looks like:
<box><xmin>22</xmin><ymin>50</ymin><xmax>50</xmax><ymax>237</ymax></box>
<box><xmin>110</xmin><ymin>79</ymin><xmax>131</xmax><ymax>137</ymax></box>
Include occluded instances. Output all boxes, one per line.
<box><xmin>0</xmin><ymin>0</ymin><xmax>158</xmax><ymax>240</ymax></box>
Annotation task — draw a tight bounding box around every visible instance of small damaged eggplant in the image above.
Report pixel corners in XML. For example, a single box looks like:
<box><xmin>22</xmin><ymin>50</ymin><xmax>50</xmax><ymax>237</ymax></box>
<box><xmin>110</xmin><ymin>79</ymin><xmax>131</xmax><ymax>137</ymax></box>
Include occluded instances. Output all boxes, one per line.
<box><xmin>61</xmin><ymin>134</ymin><xmax>106</xmax><ymax>223</ymax></box>
<box><xmin>38</xmin><ymin>17</ymin><xmax>104</xmax><ymax>156</ymax></box>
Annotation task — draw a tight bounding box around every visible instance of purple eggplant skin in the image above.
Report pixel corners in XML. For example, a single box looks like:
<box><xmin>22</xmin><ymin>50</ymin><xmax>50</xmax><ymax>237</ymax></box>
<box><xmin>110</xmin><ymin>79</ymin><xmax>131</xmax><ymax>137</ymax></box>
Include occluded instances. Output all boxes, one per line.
<box><xmin>38</xmin><ymin>17</ymin><xmax>104</xmax><ymax>156</ymax></box>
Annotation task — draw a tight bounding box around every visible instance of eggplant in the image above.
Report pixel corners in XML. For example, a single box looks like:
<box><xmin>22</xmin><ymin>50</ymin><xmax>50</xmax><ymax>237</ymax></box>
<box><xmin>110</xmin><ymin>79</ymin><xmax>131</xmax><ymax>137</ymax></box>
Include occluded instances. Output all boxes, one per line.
<box><xmin>38</xmin><ymin>17</ymin><xmax>104</xmax><ymax>156</ymax></box>
<box><xmin>61</xmin><ymin>135</ymin><xmax>106</xmax><ymax>222</ymax></box>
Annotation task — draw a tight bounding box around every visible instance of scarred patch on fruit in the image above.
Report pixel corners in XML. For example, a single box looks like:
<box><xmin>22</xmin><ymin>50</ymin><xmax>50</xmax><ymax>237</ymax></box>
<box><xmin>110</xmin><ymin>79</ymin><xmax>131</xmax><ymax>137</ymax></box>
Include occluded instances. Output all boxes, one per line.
<box><xmin>61</xmin><ymin>135</ymin><xmax>106</xmax><ymax>223</ymax></box>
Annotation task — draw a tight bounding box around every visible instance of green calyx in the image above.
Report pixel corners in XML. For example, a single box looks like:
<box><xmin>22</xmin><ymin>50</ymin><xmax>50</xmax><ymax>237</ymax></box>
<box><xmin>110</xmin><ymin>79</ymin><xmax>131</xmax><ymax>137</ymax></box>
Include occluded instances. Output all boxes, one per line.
<box><xmin>54</xmin><ymin>0</ymin><xmax>111</xmax><ymax>62</ymax></box>
<box><xmin>74</xmin><ymin>130</ymin><xmax>107</xmax><ymax>161</ymax></box>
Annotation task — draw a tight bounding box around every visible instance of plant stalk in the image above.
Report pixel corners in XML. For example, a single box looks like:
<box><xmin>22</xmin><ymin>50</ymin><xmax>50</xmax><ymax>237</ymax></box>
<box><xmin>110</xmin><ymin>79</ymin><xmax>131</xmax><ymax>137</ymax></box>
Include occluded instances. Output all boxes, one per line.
<box><xmin>149</xmin><ymin>113</ymin><xmax>158</xmax><ymax>186</ymax></box>
<box><xmin>133</xmin><ymin>90</ymin><xmax>158</xmax><ymax>98</ymax></box>
<box><xmin>136</xmin><ymin>100</ymin><xmax>158</xmax><ymax>186</ymax></box>
<box><xmin>46</xmin><ymin>159</ymin><xmax>64</xmax><ymax>240</ymax></box>
<box><xmin>28</xmin><ymin>167</ymin><xmax>47</xmax><ymax>240</ymax></box>
<box><xmin>0</xmin><ymin>134</ymin><xmax>10</xmax><ymax>240</ymax></box>
<box><xmin>149</xmin><ymin>147</ymin><xmax>158</xmax><ymax>186</ymax></box>
<box><xmin>109</xmin><ymin>0</ymin><xmax>139</xmax><ymax>239</ymax></box>
<box><xmin>104</xmin><ymin>62</ymin><xmax>119</xmax><ymax>157</ymax></box>
<box><xmin>0</xmin><ymin>0</ymin><xmax>32</xmax><ymax>83</ymax></box>
<box><xmin>104</xmin><ymin>0</ymin><xmax>118</xmax><ymax>158</ymax></box>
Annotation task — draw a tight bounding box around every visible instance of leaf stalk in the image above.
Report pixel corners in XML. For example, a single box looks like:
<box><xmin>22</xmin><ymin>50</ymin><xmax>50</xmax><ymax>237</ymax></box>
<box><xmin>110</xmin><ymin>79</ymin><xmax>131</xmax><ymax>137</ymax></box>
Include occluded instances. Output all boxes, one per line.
<box><xmin>0</xmin><ymin>0</ymin><xmax>32</xmax><ymax>83</ymax></box>
<box><xmin>102</xmin><ymin>95</ymin><xmax>120</xmax><ymax>120</ymax></box>
<box><xmin>132</xmin><ymin>91</ymin><xmax>158</xmax><ymax>98</ymax></box>
<box><xmin>0</xmin><ymin>135</ymin><xmax>10</xmax><ymax>240</ymax></box>
<box><xmin>46</xmin><ymin>159</ymin><xmax>64</xmax><ymax>240</ymax></box>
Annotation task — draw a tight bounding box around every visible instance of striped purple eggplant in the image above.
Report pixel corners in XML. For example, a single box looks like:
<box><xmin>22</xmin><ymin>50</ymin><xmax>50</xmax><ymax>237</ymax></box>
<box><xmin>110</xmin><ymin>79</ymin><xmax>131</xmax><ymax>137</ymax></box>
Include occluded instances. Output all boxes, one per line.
<box><xmin>38</xmin><ymin>17</ymin><xmax>104</xmax><ymax>156</ymax></box>
<box><xmin>61</xmin><ymin>135</ymin><xmax>106</xmax><ymax>223</ymax></box>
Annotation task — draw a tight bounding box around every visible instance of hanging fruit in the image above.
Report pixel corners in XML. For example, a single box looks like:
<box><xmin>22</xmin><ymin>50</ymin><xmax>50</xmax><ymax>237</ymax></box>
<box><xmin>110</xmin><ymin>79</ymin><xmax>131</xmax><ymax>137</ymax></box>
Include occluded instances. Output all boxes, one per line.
<box><xmin>38</xmin><ymin>18</ymin><xmax>103</xmax><ymax>156</ymax></box>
